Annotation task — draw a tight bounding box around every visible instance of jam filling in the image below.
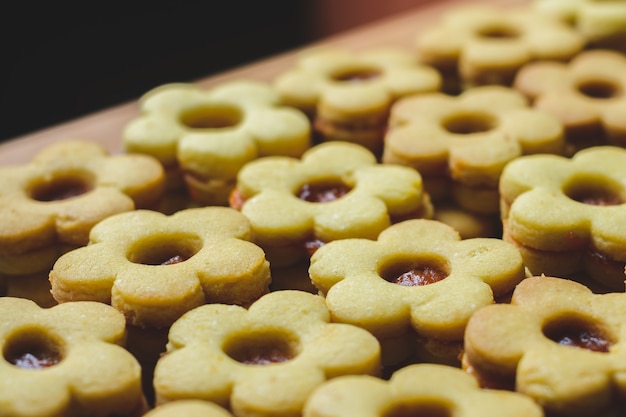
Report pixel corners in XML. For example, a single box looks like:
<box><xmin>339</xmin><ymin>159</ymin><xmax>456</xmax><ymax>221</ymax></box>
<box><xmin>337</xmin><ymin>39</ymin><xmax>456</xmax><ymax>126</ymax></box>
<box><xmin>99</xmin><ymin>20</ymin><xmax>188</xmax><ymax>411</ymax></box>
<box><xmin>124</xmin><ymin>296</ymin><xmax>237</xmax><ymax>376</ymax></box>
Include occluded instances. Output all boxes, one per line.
<box><xmin>566</xmin><ymin>181</ymin><xmax>623</xmax><ymax>206</ymax></box>
<box><xmin>384</xmin><ymin>402</ymin><xmax>451</xmax><ymax>417</ymax></box>
<box><xmin>128</xmin><ymin>236</ymin><xmax>201</xmax><ymax>266</ymax></box>
<box><xmin>577</xmin><ymin>79</ymin><xmax>621</xmax><ymax>99</ymax></box>
<box><xmin>297</xmin><ymin>182</ymin><xmax>351</xmax><ymax>203</ymax></box>
<box><xmin>160</xmin><ymin>255</ymin><xmax>186</xmax><ymax>265</ymax></box>
<box><xmin>543</xmin><ymin>319</ymin><xmax>611</xmax><ymax>352</ymax></box>
<box><xmin>381</xmin><ymin>261</ymin><xmax>448</xmax><ymax>287</ymax></box>
<box><xmin>225</xmin><ymin>333</ymin><xmax>296</xmax><ymax>366</ymax></box>
<box><xmin>31</xmin><ymin>177</ymin><xmax>91</xmax><ymax>201</ymax></box>
<box><xmin>333</xmin><ymin>69</ymin><xmax>381</xmax><ymax>83</ymax></box>
<box><xmin>4</xmin><ymin>332</ymin><xmax>63</xmax><ymax>369</ymax></box>
<box><xmin>237</xmin><ymin>347</ymin><xmax>292</xmax><ymax>365</ymax></box>
<box><xmin>10</xmin><ymin>352</ymin><xmax>60</xmax><ymax>369</ymax></box>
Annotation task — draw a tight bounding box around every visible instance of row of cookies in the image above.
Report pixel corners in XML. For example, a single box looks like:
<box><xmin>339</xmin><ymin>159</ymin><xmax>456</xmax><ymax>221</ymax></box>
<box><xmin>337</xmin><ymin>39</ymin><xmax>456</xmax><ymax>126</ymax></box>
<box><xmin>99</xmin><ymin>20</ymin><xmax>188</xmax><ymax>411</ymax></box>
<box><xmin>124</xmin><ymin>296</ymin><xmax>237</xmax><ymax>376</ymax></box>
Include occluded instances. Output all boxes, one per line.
<box><xmin>2</xmin><ymin>0</ymin><xmax>626</xmax><ymax>416</ymax></box>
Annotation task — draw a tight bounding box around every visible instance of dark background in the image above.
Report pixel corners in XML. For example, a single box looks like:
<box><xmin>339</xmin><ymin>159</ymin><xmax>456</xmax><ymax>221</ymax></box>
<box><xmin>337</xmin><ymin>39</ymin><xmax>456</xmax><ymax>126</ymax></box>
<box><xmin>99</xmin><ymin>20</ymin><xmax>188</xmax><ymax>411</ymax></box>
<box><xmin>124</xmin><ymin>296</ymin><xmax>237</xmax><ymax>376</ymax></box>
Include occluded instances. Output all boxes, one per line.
<box><xmin>2</xmin><ymin>1</ymin><xmax>422</xmax><ymax>144</ymax></box>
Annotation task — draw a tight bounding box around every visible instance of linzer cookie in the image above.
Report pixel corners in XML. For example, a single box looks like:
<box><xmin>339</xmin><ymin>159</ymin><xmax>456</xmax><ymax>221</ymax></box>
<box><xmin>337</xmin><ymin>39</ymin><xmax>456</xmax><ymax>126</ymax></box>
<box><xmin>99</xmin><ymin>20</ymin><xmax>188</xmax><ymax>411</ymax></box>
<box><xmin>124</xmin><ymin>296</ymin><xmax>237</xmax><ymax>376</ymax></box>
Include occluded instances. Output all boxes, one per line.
<box><xmin>144</xmin><ymin>400</ymin><xmax>234</xmax><ymax>417</ymax></box>
<box><xmin>153</xmin><ymin>290</ymin><xmax>381</xmax><ymax>417</ymax></box>
<box><xmin>514</xmin><ymin>49</ymin><xmax>626</xmax><ymax>154</ymax></box>
<box><xmin>123</xmin><ymin>80</ymin><xmax>311</xmax><ymax>205</ymax></box>
<box><xmin>0</xmin><ymin>297</ymin><xmax>147</xmax><ymax>417</ymax></box>
<box><xmin>303</xmin><ymin>363</ymin><xmax>543</xmax><ymax>417</ymax></box>
<box><xmin>308</xmin><ymin>218</ymin><xmax>525</xmax><ymax>366</ymax></box>
<box><xmin>415</xmin><ymin>5</ymin><xmax>585</xmax><ymax>91</ymax></box>
<box><xmin>463</xmin><ymin>276</ymin><xmax>626</xmax><ymax>417</ymax></box>
<box><xmin>533</xmin><ymin>0</ymin><xmax>626</xmax><ymax>51</ymax></box>
<box><xmin>499</xmin><ymin>146</ymin><xmax>626</xmax><ymax>291</ymax></box>
<box><xmin>0</xmin><ymin>139</ymin><xmax>164</xmax><ymax>306</ymax></box>
<box><xmin>274</xmin><ymin>47</ymin><xmax>441</xmax><ymax>154</ymax></box>
<box><xmin>229</xmin><ymin>141</ymin><xmax>434</xmax><ymax>267</ymax></box>
<box><xmin>383</xmin><ymin>85</ymin><xmax>564</xmax><ymax>214</ymax></box>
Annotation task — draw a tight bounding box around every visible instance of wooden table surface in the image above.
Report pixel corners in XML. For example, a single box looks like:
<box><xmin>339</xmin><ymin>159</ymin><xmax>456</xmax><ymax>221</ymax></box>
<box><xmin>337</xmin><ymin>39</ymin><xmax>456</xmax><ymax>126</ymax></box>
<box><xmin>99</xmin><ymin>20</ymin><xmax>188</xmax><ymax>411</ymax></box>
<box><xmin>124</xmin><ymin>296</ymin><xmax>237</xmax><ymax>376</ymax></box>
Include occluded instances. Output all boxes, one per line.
<box><xmin>0</xmin><ymin>0</ymin><xmax>529</xmax><ymax>166</ymax></box>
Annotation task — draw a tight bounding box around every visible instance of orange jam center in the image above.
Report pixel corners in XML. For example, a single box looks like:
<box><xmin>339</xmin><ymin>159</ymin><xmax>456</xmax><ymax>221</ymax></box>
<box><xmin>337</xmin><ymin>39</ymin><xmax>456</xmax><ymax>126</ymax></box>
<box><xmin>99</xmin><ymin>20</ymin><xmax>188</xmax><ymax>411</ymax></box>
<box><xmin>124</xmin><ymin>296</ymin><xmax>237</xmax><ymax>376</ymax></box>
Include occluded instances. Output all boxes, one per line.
<box><xmin>544</xmin><ymin>320</ymin><xmax>611</xmax><ymax>352</ymax></box>
<box><xmin>4</xmin><ymin>331</ymin><xmax>63</xmax><ymax>369</ymax></box>
<box><xmin>297</xmin><ymin>182</ymin><xmax>351</xmax><ymax>203</ymax></box>
<box><xmin>392</xmin><ymin>266</ymin><xmax>447</xmax><ymax>286</ymax></box>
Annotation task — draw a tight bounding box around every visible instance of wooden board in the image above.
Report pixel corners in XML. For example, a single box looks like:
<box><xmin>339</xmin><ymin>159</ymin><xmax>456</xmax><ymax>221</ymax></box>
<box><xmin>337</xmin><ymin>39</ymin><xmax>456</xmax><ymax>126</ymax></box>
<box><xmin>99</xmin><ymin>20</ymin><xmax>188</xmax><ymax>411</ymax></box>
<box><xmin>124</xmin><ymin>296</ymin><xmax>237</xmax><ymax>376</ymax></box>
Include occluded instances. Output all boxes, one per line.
<box><xmin>0</xmin><ymin>0</ymin><xmax>529</xmax><ymax>166</ymax></box>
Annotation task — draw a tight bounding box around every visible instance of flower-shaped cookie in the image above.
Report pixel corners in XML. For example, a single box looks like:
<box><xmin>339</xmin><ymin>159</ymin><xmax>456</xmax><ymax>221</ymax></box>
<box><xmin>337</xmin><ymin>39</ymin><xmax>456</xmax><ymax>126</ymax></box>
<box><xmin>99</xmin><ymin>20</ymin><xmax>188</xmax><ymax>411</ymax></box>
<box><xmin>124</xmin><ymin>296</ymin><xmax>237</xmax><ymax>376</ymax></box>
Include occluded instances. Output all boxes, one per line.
<box><xmin>153</xmin><ymin>290</ymin><xmax>381</xmax><ymax>417</ymax></box>
<box><xmin>274</xmin><ymin>47</ymin><xmax>441</xmax><ymax>152</ymax></box>
<box><xmin>534</xmin><ymin>0</ymin><xmax>626</xmax><ymax>50</ymax></box>
<box><xmin>0</xmin><ymin>297</ymin><xmax>146</xmax><ymax>417</ymax></box>
<box><xmin>229</xmin><ymin>141</ymin><xmax>433</xmax><ymax>267</ymax></box>
<box><xmin>49</xmin><ymin>206</ymin><xmax>271</xmax><ymax>329</ymax></box>
<box><xmin>514</xmin><ymin>49</ymin><xmax>626</xmax><ymax>153</ymax></box>
<box><xmin>464</xmin><ymin>276</ymin><xmax>626</xmax><ymax>416</ymax></box>
<box><xmin>415</xmin><ymin>5</ymin><xmax>585</xmax><ymax>88</ymax></box>
<box><xmin>383</xmin><ymin>85</ymin><xmax>564</xmax><ymax>213</ymax></box>
<box><xmin>499</xmin><ymin>146</ymin><xmax>626</xmax><ymax>291</ymax></box>
<box><xmin>123</xmin><ymin>80</ymin><xmax>311</xmax><ymax>205</ymax></box>
<box><xmin>0</xmin><ymin>140</ymin><xmax>165</xmax><ymax>274</ymax></box>
<box><xmin>144</xmin><ymin>400</ymin><xmax>234</xmax><ymax>417</ymax></box>
<box><xmin>309</xmin><ymin>218</ymin><xmax>525</xmax><ymax>343</ymax></box>
<box><xmin>303</xmin><ymin>363</ymin><xmax>543</xmax><ymax>417</ymax></box>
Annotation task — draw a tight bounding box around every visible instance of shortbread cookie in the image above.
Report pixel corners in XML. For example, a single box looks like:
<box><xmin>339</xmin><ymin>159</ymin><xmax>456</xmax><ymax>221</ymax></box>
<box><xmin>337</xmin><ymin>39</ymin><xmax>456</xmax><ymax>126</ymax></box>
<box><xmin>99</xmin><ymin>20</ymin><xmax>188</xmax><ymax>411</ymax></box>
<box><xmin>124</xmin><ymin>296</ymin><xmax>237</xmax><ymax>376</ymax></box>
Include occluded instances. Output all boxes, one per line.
<box><xmin>309</xmin><ymin>218</ymin><xmax>525</xmax><ymax>366</ymax></box>
<box><xmin>303</xmin><ymin>363</ymin><xmax>543</xmax><ymax>417</ymax></box>
<box><xmin>432</xmin><ymin>200</ymin><xmax>502</xmax><ymax>239</ymax></box>
<box><xmin>0</xmin><ymin>297</ymin><xmax>147</xmax><ymax>417</ymax></box>
<box><xmin>49</xmin><ymin>206</ymin><xmax>271</xmax><ymax>329</ymax></box>
<box><xmin>274</xmin><ymin>47</ymin><xmax>441</xmax><ymax>154</ymax></box>
<box><xmin>534</xmin><ymin>0</ymin><xmax>626</xmax><ymax>51</ymax></box>
<box><xmin>499</xmin><ymin>146</ymin><xmax>626</xmax><ymax>291</ymax></box>
<box><xmin>464</xmin><ymin>276</ymin><xmax>626</xmax><ymax>417</ymax></box>
<box><xmin>123</xmin><ymin>80</ymin><xmax>311</xmax><ymax>205</ymax></box>
<box><xmin>144</xmin><ymin>400</ymin><xmax>234</xmax><ymax>417</ymax></box>
<box><xmin>153</xmin><ymin>290</ymin><xmax>381</xmax><ymax>417</ymax></box>
<box><xmin>384</xmin><ymin>85</ymin><xmax>564</xmax><ymax>214</ymax></box>
<box><xmin>229</xmin><ymin>141</ymin><xmax>434</xmax><ymax>267</ymax></box>
<box><xmin>415</xmin><ymin>5</ymin><xmax>585</xmax><ymax>90</ymax></box>
<box><xmin>514</xmin><ymin>49</ymin><xmax>626</xmax><ymax>154</ymax></box>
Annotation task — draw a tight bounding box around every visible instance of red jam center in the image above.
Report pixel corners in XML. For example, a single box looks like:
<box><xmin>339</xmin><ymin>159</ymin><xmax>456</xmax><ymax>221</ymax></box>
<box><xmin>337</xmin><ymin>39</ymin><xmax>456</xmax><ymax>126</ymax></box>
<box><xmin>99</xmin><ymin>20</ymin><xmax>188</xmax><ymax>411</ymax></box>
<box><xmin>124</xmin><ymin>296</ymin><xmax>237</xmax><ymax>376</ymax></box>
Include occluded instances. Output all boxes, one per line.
<box><xmin>577</xmin><ymin>79</ymin><xmax>621</xmax><ymax>99</ymax></box>
<box><xmin>381</xmin><ymin>261</ymin><xmax>448</xmax><ymax>287</ymax></box>
<box><xmin>297</xmin><ymin>182</ymin><xmax>351</xmax><ymax>203</ymax></box>
<box><xmin>544</xmin><ymin>320</ymin><xmax>611</xmax><ymax>352</ymax></box>
<box><xmin>385</xmin><ymin>402</ymin><xmax>451</xmax><ymax>417</ymax></box>
<box><xmin>225</xmin><ymin>333</ymin><xmax>296</xmax><ymax>366</ymax></box>
<box><xmin>10</xmin><ymin>352</ymin><xmax>60</xmax><ymax>369</ymax></box>
<box><xmin>565</xmin><ymin>180</ymin><xmax>623</xmax><ymax>206</ymax></box>
<box><xmin>4</xmin><ymin>331</ymin><xmax>63</xmax><ymax>369</ymax></box>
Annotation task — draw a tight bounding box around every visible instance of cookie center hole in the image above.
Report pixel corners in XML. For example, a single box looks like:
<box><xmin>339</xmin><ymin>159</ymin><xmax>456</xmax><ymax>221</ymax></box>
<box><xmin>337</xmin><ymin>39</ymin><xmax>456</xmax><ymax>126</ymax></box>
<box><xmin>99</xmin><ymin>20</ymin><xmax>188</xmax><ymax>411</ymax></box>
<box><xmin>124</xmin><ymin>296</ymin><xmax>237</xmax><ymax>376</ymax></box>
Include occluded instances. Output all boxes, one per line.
<box><xmin>224</xmin><ymin>330</ymin><xmax>299</xmax><ymax>365</ymax></box>
<box><xmin>564</xmin><ymin>175</ymin><xmax>624</xmax><ymax>206</ymax></box>
<box><xmin>477</xmin><ymin>24</ymin><xmax>520</xmax><ymax>39</ymax></box>
<box><xmin>384</xmin><ymin>401</ymin><xmax>452</xmax><ymax>417</ymax></box>
<box><xmin>179</xmin><ymin>104</ymin><xmax>242</xmax><ymax>129</ymax></box>
<box><xmin>4</xmin><ymin>328</ymin><xmax>64</xmax><ymax>369</ymax></box>
<box><xmin>577</xmin><ymin>79</ymin><xmax>621</xmax><ymax>99</ymax></box>
<box><xmin>128</xmin><ymin>233</ymin><xmax>202</xmax><ymax>265</ymax></box>
<box><xmin>441</xmin><ymin>111</ymin><xmax>496</xmax><ymax>135</ymax></box>
<box><xmin>331</xmin><ymin>66</ymin><xmax>381</xmax><ymax>83</ymax></box>
<box><xmin>380</xmin><ymin>258</ymin><xmax>449</xmax><ymax>286</ymax></box>
<box><xmin>543</xmin><ymin>316</ymin><xmax>612</xmax><ymax>353</ymax></box>
<box><xmin>297</xmin><ymin>180</ymin><xmax>352</xmax><ymax>203</ymax></box>
<box><xmin>29</xmin><ymin>173</ymin><xmax>93</xmax><ymax>202</ymax></box>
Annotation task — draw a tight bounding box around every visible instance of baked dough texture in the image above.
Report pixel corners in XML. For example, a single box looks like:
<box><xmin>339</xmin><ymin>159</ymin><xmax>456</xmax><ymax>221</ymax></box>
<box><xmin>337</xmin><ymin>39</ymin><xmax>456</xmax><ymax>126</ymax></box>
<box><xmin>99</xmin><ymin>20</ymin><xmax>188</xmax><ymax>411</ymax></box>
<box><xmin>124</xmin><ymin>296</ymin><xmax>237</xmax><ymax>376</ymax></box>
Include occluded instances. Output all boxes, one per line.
<box><xmin>229</xmin><ymin>141</ymin><xmax>433</xmax><ymax>267</ymax></box>
<box><xmin>514</xmin><ymin>49</ymin><xmax>626</xmax><ymax>154</ymax></box>
<box><xmin>274</xmin><ymin>47</ymin><xmax>441</xmax><ymax>154</ymax></box>
<box><xmin>415</xmin><ymin>5</ymin><xmax>585</xmax><ymax>89</ymax></box>
<box><xmin>309</xmin><ymin>218</ymin><xmax>525</xmax><ymax>365</ymax></box>
<box><xmin>123</xmin><ymin>80</ymin><xmax>311</xmax><ymax>205</ymax></box>
<box><xmin>384</xmin><ymin>85</ymin><xmax>564</xmax><ymax>213</ymax></box>
<box><xmin>153</xmin><ymin>290</ymin><xmax>381</xmax><ymax>417</ymax></box>
<box><xmin>49</xmin><ymin>206</ymin><xmax>271</xmax><ymax>329</ymax></box>
<box><xmin>464</xmin><ymin>276</ymin><xmax>626</xmax><ymax>417</ymax></box>
<box><xmin>0</xmin><ymin>297</ymin><xmax>146</xmax><ymax>417</ymax></box>
<box><xmin>144</xmin><ymin>400</ymin><xmax>234</xmax><ymax>417</ymax></box>
<box><xmin>499</xmin><ymin>146</ymin><xmax>626</xmax><ymax>291</ymax></box>
<box><xmin>533</xmin><ymin>0</ymin><xmax>626</xmax><ymax>51</ymax></box>
<box><xmin>303</xmin><ymin>363</ymin><xmax>543</xmax><ymax>417</ymax></box>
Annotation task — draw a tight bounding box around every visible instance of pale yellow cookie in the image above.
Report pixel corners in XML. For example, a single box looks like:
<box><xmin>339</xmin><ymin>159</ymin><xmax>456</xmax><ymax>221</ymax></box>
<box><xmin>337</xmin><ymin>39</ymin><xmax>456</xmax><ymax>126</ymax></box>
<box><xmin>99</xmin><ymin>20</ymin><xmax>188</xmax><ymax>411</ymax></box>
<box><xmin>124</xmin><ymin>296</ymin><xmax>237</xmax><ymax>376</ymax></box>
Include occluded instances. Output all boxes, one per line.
<box><xmin>123</xmin><ymin>80</ymin><xmax>311</xmax><ymax>205</ymax></box>
<box><xmin>274</xmin><ymin>47</ymin><xmax>441</xmax><ymax>154</ymax></box>
<box><xmin>309</xmin><ymin>218</ymin><xmax>525</xmax><ymax>366</ymax></box>
<box><xmin>384</xmin><ymin>85</ymin><xmax>564</xmax><ymax>214</ymax></box>
<box><xmin>514</xmin><ymin>49</ymin><xmax>626</xmax><ymax>154</ymax></box>
<box><xmin>303</xmin><ymin>363</ymin><xmax>543</xmax><ymax>417</ymax></box>
<box><xmin>50</xmin><ymin>206</ymin><xmax>271</xmax><ymax>329</ymax></box>
<box><xmin>416</xmin><ymin>5</ymin><xmax>585</xmax><ymax>89</ymax></box>
<box><xmin>464</xmin><ymin>276</ymin><xmax>626</xmax><ymax>417</ymax></box>
<box><xmin>229</xmin><ymin>141</ymin><xmax>433</xmax><ymax>267</ymax></box>
<box><xmin>144</xmin><ymin>400</ymin><xmax>234</xmax><ymax>417</ymax></box>
<box><xmin>0</xmin><ymin>297</ymin><xmax>147</xmax><ymax>417</ymax></box>
<box><xmin>153</xmin><ymin>290</ymin><xmax>380</xmax><ymax>417</ymax></box>
<box><xmin>499</xmin><ymin>146</ymin><xmax>626</xmax><ymax>291</ymax></box>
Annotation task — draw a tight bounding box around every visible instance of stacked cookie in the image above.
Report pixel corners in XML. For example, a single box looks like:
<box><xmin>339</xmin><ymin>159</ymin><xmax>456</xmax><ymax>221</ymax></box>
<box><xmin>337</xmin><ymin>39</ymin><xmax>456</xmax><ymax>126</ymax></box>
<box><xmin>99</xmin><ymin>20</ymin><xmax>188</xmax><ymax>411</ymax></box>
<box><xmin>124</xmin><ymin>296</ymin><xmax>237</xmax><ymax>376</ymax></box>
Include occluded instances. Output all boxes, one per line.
<box><xmin>4</xmin><ymin>1</ymin><xmax>626</xmax><ymax>416</ymax></box>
